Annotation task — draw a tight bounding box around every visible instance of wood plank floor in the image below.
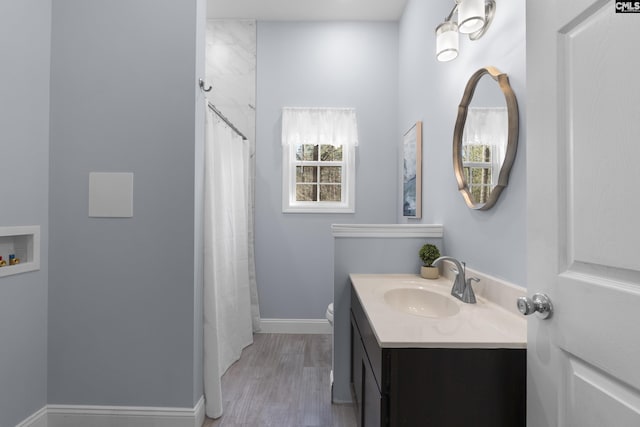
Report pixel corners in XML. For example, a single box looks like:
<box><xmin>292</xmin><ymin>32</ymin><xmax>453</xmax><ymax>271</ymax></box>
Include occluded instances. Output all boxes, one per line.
<box><xmin>202</xmin><ymin>333</ymin><xmax>357</xmax><ymax>427</ymax></box>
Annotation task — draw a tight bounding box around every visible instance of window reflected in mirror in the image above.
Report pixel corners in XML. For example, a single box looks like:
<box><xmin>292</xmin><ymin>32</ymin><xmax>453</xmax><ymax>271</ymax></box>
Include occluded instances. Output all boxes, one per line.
<box><xmin>461</xmin><ymin>106</ymin><xmax>508</xmax><ymax>204</ymax></box>
<box><xmin>462</xmin><ymin>144</ymin><xmax>493</xmax><ymax>204</ymax></box>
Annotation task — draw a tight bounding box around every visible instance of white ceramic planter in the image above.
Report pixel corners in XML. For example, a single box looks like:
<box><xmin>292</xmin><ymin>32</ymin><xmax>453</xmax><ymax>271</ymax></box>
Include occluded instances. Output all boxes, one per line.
<box><xmin>420</xmin><ymin>266</ymin><xmax>439</xmax><ymax>279</ymax></box>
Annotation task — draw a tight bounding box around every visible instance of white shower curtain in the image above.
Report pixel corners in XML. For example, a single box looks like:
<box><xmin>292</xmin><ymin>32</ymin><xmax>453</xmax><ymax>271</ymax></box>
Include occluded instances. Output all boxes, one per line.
<box><xmin>203</xmin><ymin>105</ymin><xmax>259</xmax><ymax>418</ymax></box>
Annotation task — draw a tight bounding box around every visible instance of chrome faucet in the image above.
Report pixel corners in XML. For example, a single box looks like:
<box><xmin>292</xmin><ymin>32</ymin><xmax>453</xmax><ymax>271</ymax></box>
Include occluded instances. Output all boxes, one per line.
<box><xmin>432</xmin><ymin>256</ymin><xmax>479</xmax><ymax>304</ymax></box>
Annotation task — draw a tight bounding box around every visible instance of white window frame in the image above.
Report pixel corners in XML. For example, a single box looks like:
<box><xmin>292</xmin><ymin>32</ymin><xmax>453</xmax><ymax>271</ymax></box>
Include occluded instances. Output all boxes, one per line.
<box><xmin>462</xmin><ymin>144</ymin><xmax>494</xmax><ymax>203</ymax></box>
<box><xmin>282</xmin><ymin>142</ymin><xmax>356</xmax><ymax>213</ymax></box>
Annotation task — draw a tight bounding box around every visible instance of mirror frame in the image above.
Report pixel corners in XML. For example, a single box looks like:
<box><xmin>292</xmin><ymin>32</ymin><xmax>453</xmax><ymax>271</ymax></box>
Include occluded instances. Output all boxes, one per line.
<box><xmin>453</xmin><ymin>66</ymin><xmax>519</xmax><ymax>210</ymax></box>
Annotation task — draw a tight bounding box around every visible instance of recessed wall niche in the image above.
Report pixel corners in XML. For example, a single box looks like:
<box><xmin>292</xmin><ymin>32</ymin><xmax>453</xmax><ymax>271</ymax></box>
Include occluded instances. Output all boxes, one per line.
<box><xmin>0</xmin><ymin>225</ymin><xmax>41</xmax><ymax>278</ymax></box>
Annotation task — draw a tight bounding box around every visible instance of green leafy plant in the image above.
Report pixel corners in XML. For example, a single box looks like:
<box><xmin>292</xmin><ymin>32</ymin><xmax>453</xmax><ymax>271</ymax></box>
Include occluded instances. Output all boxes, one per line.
<box><xmin>419</xmin><ymin>244</ymin><xmax>441</xmax><ymax>267</ymax></box>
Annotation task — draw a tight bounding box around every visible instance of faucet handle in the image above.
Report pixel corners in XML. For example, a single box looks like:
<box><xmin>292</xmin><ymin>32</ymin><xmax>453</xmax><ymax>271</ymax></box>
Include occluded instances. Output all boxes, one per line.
<box><xmin>463</xmin><ymin>277</ymin><xmax>480</xmax><ymax>304</ymax></box>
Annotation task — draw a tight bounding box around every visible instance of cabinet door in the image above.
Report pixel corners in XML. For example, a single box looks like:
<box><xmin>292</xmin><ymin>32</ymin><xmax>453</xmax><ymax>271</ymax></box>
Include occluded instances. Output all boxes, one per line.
<box><xmin>362</xmin><ymin>359</ymin><xmax>384</xmax><ymax>427</ymax></box>
<box><xmin>351</xmin><ymin>317</ymin><xmax>364</xmax><ymax>425</ymax></box>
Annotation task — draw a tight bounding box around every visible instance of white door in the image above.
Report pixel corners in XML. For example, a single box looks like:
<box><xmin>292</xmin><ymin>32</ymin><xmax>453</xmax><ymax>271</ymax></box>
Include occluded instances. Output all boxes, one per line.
<box><xmin>526</xmin><ymin>0</ymin><xmax>640</xmax><ymax>426</ymax></box>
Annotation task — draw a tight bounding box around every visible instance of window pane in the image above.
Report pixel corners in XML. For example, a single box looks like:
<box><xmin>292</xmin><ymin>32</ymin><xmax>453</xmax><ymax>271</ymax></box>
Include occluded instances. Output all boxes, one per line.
<box><xmin>320</xmin><ymin>145</ymin><xmax>343</xmax><ymax>161</ymax></box>
<box><xmin>296</xmin><ymin>166</ymin><xmax>318</xmax><ymax>183</ymax></box>
<box><xmin>471</xmin><ymin>184</ymin><xmax>483</xmax><ymax>202</ymax></box>
<box><xmin>463</xmin><ymin>144</ymin><xmax>492</xmax><ymax>162</ymax></box>
<box><xmin>471</xmin><ymin>167</ymin><xmax>482</xmax><ymax>182</ymax></box>
<box><xmin>465</xmin><ymin>167</ymin><xmax>492</xmax><ymax>185</ymax></box>
<box><xmin>296</xmin><ymin>184</ymin><xmax>318</xmax><ymax>201</ymax></box>
<box><xmin>320</xmin><ymin>166</ymin><xmax>342</xmax><ymax>183</ymax></box>
<box><xmin>464</xmin><ymin>166</ymin><xmax>492</xmax><ymax>203</ymax></box>
<box><xmin>296</xmin><ymin>144</ymin><xmax>319</xmax><ymax>161</ymax></box>
<box><xmin>319</xmin><ymin>184</ymin><xmax>341</xmax><ymax>201</ymax></box>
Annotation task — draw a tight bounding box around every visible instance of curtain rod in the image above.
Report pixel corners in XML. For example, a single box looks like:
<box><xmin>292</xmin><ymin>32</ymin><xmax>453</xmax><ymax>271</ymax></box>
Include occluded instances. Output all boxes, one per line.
<box><xmin>208</xmin><ymin>102</ymin><xmax>248</xmax><ymax>141</ymax></box>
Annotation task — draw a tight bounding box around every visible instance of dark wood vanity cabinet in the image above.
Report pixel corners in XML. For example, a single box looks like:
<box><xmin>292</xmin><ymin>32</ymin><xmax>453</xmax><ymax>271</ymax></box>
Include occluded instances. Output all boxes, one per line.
<box><xmin>350</xmin><ymin>286</ymin><xmax>526</xmax><ymax>427</ymax></box>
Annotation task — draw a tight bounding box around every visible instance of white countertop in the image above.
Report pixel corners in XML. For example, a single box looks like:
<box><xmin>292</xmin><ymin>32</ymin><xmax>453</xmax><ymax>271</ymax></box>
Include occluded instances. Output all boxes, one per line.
<box><xmin>350</xmin><ymin>273</ymin><xmax>527</xmax><ymax>349</ymax></box>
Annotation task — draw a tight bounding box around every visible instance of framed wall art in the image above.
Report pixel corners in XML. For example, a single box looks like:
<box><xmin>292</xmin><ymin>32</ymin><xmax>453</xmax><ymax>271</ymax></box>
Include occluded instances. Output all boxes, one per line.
<box><xmin>402</xmin><ymin>121</ymin><xmax>422</xmax><ymax>218</ymax></box>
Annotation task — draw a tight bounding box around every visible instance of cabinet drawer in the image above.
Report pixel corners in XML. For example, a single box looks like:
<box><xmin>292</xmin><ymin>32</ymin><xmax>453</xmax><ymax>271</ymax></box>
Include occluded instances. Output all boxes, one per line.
<box><xmin>351</xmin><ymin>287</ymin><xmax>385</xmax><ymax>393</ymax></box>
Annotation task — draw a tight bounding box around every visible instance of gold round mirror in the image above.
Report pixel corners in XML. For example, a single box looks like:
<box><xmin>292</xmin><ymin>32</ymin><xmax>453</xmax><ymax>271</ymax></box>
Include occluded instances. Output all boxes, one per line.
<box><xmin>453</xmin><ymin>66</ymin><xmax>519</xmax><ymax>210</ymax></box>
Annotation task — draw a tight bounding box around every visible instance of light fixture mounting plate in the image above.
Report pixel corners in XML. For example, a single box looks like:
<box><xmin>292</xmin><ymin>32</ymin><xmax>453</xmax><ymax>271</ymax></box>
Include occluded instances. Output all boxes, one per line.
<box><xmin>469</xmin><ymin>0</ymin><xmax>496</xmax><ymax>41</ymax></box>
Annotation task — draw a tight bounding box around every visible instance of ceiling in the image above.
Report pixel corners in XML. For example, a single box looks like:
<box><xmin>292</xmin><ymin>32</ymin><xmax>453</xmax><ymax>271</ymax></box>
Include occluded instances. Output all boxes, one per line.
<box><xmin>207</xmin><ymin>0</ymin><xmax>408</xmax><ymax>21</ymax></box>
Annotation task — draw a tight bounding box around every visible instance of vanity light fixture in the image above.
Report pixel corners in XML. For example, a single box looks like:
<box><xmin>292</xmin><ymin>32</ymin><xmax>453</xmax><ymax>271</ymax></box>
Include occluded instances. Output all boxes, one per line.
<box><xmin>435</xmin><ymin>0</ymin><xmax>496</xmax><ymax>62</ymax></box>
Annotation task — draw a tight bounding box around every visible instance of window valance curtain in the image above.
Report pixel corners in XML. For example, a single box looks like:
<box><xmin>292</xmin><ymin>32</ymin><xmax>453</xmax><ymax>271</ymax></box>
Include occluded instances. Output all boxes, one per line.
<box><xmin>281</xmin><ymin>107</ymin><xmax>359</xmax><ymax>148</ymax></box>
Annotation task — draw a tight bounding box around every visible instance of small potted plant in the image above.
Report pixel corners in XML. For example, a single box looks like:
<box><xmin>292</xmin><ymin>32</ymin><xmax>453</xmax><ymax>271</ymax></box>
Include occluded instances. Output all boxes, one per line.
<box><xmin>419</xmin><ymin>243</ymin><xmax>441</xmax><ymax>279</ymax></box>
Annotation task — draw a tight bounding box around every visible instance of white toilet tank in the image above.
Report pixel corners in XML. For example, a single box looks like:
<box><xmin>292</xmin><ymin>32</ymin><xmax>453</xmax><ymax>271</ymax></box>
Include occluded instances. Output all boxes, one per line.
<box><xmin>326</xmin><ymin>303</ymin><xmax>334</xmax><ymax>327</ymax></box>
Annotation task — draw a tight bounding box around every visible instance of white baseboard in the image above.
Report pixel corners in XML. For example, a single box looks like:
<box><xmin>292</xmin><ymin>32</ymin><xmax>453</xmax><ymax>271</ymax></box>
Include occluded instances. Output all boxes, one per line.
<box><xmin>259</xmin><ymin>318</ymin><xmax>332</xmax><ymax>334</ymax></box>
<box><xmin>42</xmin><ymin>396</ymin><xmax>204</xmax><ymax>427</ymax></box>
<box><xmin>15</xmin><ymin>406</ymin><xmax>47</xmax><ymax>427</ymax></box>
<box><xmin>194</xmin><ymin>396</ymin><xmax>205</xmax><ymax>427</ymax></box>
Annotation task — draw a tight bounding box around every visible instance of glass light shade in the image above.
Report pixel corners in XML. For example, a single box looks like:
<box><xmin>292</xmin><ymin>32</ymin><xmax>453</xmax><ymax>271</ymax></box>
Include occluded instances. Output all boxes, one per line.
<box><xmin>436</xmin><ymin>22</ymin><xmax>459</xmax><ymax>62</ymax></box>
<box><xmin>458</xmin><ymin>0</ymin><xmax>486</xmax><ymax>34</ymax></box>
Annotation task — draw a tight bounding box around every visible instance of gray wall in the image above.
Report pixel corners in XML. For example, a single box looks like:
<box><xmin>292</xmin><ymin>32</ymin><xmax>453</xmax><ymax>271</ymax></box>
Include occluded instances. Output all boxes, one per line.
<box><xmin>255</xmin><ymin>22</ymin><xmax>399</xmax><ymax>319</ymax></box>
<box><xmin>48</xmin><ymin>0</ymin><xmax>203</xmax><ymax>407</ymax></box>
<box><xmin>193</xmin><ymin>0</ymin><xmax>207</xmax><ymax>405</ymax></box>
<box><xmin>0</xmin><ymin>1</ymin><xmax>51</xmax><ymax>425</ymax></box>
<box><xmin>398</xmin><ymin>0</ymin><xmax>527</xmax><ymax>286</ymax></box>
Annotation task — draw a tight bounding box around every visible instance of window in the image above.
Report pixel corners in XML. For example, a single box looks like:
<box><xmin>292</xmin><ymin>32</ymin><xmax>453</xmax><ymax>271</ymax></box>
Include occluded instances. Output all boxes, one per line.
<box><xmin>462</xmin><ymin>144</ymin><xmax>493</xmax><ymax>204</ymax></box>
<box><xmin>461</xmin><ymin>107</ymin><xmax>507</xmax><ymax>204</ymax></box>
<box><xmin>281</xmin><ymin>108</ymin><xmax>358</xmax><ymax>213</ymax></box>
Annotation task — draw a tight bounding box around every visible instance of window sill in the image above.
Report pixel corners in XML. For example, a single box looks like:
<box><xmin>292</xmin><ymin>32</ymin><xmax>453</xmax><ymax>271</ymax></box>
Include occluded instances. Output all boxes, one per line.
<box><xmin>283</xmin><ymin>205</ymin><xmax>354</xmax><ymax>214</ymax></box>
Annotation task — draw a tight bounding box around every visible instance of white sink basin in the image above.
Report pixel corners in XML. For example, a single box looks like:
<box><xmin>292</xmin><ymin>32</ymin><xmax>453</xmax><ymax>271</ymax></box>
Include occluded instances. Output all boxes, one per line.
<box><xmin>384</xmin><ymin>287</ymin><xmax>460</xmax><ymax>318</ymax></box>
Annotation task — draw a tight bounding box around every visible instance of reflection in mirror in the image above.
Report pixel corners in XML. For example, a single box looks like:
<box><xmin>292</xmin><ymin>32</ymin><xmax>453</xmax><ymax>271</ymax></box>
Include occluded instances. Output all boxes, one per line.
<box><xmin>453</xmin><ymin>66</ymin><xmax>518</xmax><ymax>210</ymax></box>
<box><xmin>462</xmin><ymin>106</ymin><xmax>507</xmax><ymax>203</ymax></box>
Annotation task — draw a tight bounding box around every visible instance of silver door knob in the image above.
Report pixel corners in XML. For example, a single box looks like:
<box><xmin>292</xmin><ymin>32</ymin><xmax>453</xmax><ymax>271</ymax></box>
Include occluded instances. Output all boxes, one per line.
<box><xmin>517</xmin><ymin>293</ymin><xmax>553</xmax><ymax>319</ymax></box>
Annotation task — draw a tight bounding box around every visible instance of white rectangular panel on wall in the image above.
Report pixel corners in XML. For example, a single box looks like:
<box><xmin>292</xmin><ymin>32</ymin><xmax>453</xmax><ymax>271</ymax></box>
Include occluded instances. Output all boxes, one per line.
<box><xmin>89</xmin><ymin>172</ymin><xmax>134</xmax><ymax>218</ymax></box>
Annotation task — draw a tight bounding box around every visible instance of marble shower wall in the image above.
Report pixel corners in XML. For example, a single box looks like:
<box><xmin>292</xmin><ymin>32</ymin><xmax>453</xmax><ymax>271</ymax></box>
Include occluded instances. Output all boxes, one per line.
<box><xmin>206</xmin><ymin>20</ymin><xmax>256</xmax><ymax>143</ymax></box>
<box><xmin>205</xmin><ymin>20</ymin><xmax>260</xmax><ymax>328</ymax></box>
